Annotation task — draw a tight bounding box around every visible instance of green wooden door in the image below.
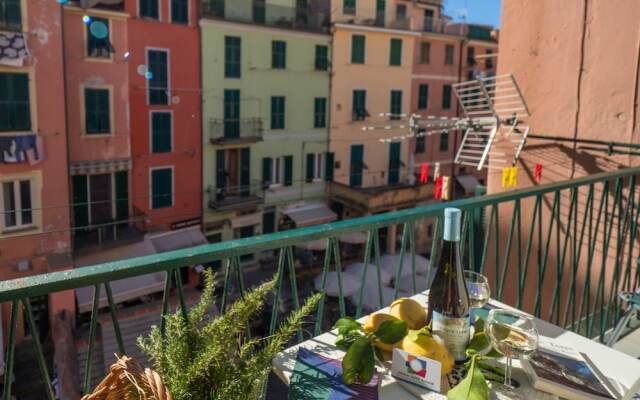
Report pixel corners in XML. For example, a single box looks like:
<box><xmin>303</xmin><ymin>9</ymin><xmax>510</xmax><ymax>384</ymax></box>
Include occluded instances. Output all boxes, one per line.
<box><xmin>388</xmin><ymin>142</ymin><xmax>401</xmax><ymax>184</ymax></box>
<box><xmin>350</xmin><ymin>145</ymin><xmax>364</xmax><ymax>187</ymax></box>
<box><xmin>216</xmin><ymin>150</ymin><xmax>226</xmax><ymax>200</ymax></box>
<box><xmin>72</xmin><ymin>175</ymin><xmax>89</xmax><ymax>236</ymax></box>
<box><xmin>115</xmin><ymin>171</ymin><xmax>128</xmax><ymax>222</ymax></box>
<box><xmin>240</xmin><ymin>148</ymin><xmax>250</xmax><ymax>196</ymax></box>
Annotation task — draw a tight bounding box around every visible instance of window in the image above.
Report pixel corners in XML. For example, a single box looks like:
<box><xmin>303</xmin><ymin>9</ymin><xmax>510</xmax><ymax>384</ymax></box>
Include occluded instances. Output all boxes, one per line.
<box><xmin>325</xmin><ymin>152</ymin><xmax>335</xmax><ymax>182</ymax></box>
<box><xmin>396</xmin><ymin>4</ymin><xmax>406</xmax><ymax>19</ymax></box>
<box><xmin>314</xmin><ymin>97</ymin><xmax>327</xmax><ymax>128</ymax></box>
<box><xmin>171</xmin><ymin>0</ymin><xmax>188</xmax><ymax>24</ymax></box>
<box><xmin>271</xmin><ymin>96</ymin><xmax>285</xmax><ymax>130</ymax></box>
<box><xmin>1</xmin><ymin>180</ymin><xmax>32</xmax><ymax>229</ymax></box>
<box><xmin>417</xmin><ymin>84</ymin><xmax>428</xmax><ymax>110</ymax></box>
<box><xmin>224</xmin><ymin>89</ymin><xmax>240</xmax><ymax>138</ymax></box>
<box><xmin>224</xmin><ymin>36</ymin><xmax>241</xmax><ymax>78</ymax></box>
<box><xmin>351</xmin><ymin>35</ymin><xmax>365</xmax><ymax>64</ymax></box>
<box><xmin>151</xmin><ymin>112</ymin><xmax>172</xmax><ymax>153</ymax></box>
<box><xmin>485</xmin><ymin>49</ymin><xmax>494</xmax><ymax>69</ymax></box>
<box><xmin>388</xmin><ymin>142</ymin><xmax>401</xmax><ymax>184</ymax></box>
<box><xmin>0</xmin><ymin>73</ymin><xmax>30</xmax><ymax>132</ymax></box>
<box><xmin>148</xmin><ymin>49</ymin><xmax>168</xmax><ymax>104</ymax></box>
<box><xmin>87</xmin><ymin>17</ymin><xmax>112</xmax><ymax>58</ymax></box>
<box><xmin>263</xmin><ymin>156</ymin><xmax>292</xmax><ymax>187</ymax></box>
<box><xmin>423</xmin><ymin>8</ymin><xmax>434</xmax><ymax>31</ymax></box>
<box><xmin>439</xmin><ymin>132</ymin><xmax>449</xmax><ymax>152</ymax></box>
<box><xmin>0</xmin><ymin>0</ymin><xmax>22</xmax><ymax>30</ymax></box>
<box><xmin>343</xmin><ymin>0</ymin><xmax>356</xmax><ymax>14</ymax></box>
<box><xmin>84</xmin><ymin>88</ymin><xmax>110</xmax><ymax>134</ymax></box>
<box><xmin>306</xmin><ymin>153</ymin><xmax>323</xmax><ymax>182</ymax></box>
<box><xmin>444</xmin><ymin>44</ymin><xmax>454</xmax><ymax>65</ymax></box>
<box><xmin>139</xmin><ymin>0</ymin><xmax>159</xmax><ymax>19</ymax></box>
<box><xmin>390</xmin><ymin>90</ymin><xmax>402</xmax><ymax>120</ymax></box>
<box><xmin>442</xmin><ymin>84</ymin><xmax>452</xmax><ymax>109</ymax></box>
<box><xmin>352</xmin><ymin>90</ymin><xmax>367</xmax><ymax>121</ymax></box>
<box><xmin>272</xmin><ymin>40</ymin><xmax>287</xmax><ymax>69</ymax></box>
<box><xmin>315</xmin><ymin>45</ymin><xmax>328</xmax><ymax>71</ymax></box>
<box><xmin>151</xmin><ymin>167</ymin><xmax>173</xmax><ymax>209</ymax></box>
<box><xmin>467</xmin><ymin>46</ymin><xmax>475</xmax><ymax>66</ymax></box>
<box><xmin>419</xmin><ymin>41</ymin><xmax>430</xmax><ymax>64</ymax></box>
<box><xmin>415</xmin><ymin>135</ymin><xmax>425</xmax><ymax>154</ymax></box>
<box><xmin>389</xmin><ymin>38</ymin><xmax>402</xmax><ymax>66</ymax></box>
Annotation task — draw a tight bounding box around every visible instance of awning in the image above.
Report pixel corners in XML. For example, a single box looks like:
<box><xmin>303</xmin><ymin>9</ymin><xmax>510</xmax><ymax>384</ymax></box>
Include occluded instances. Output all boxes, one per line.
<box><xmin>283</xmin><ymin>203</ymin><xmax>337</xmax><ymax>228</ymax></box>
<box><xmin>456</xmin><ymin>174</ymin><xmax>481</xmax><ymax>195</ymax></box>
<box><xmin>75</xmin><ymin>227</ymin><xmax>207</xmax><ymax>313</ymax></box>
<box><xmin>70</xmin><ymin>158</ymin><xmax>131</xmax><ymax>175</ymax></box>
<box><xmin>0</xmin><ymin>31</ymin><xmax>29</xmax><ymax>67</ymax></box>
<box><xmin>230</xmin><ymin>212</ymin><xmax>261</xmax><ymax>229</ymax></box>
<box><xmin>338</xmin><ymin>232</ymin><xmax>367</xmax><ymax>244</ymax></box>
<box><xmin>295</xmin><ymin>238</ymin><xmax>328</xmax><ymax>251</ymax></box>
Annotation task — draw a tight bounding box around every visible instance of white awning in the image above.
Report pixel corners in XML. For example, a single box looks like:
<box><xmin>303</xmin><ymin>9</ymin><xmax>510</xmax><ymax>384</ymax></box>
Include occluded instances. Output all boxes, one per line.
<box><xmin>295</xmin><ymin>238</ymin><xmax>328</xmax><ymax>251</ymax></box>
<box><xmin>456</xmin><ymin>174</ymin><xmax>481</xmax><ymax>195</ymax></box>
<box><xmin>149</xmin><ymin>226</ymin><xmax>207</xmax><ymax>253</ymax></box>
<box><xmin>283</xmin><ymin>203</ymin><xmax>337</xmax><ymax>228</ymax></box>
<box><xmin>338</xmin><ymin>232</ymin><xmax>368</xmax><ymax>244</ymax></box>
<box><xmin>230</xmin><ymin>212</ymin><xmax>261</xmax><ymax>229</ymax></box>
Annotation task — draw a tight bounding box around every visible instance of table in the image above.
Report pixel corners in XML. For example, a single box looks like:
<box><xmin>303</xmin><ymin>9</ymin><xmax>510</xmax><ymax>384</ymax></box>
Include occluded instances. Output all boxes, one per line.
<box><xmin>273</xmin><ymin>291</ymin><xmax>640</xmax><ymax>399</ymax></box>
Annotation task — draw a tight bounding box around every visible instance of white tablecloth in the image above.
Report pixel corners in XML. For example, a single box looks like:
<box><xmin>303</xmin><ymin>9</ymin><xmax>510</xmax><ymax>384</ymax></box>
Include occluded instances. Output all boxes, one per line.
<box><xmin>273</xmin><ymin>291</ymin><xmax>640</xmax><ymax>399</ymax></box>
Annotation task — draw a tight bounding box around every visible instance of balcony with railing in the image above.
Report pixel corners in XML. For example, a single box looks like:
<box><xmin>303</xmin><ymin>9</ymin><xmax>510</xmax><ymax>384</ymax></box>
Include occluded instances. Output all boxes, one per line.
<box><xmin>2</xmin><ymin>167</ymin><xmax>640</xmax><ymax>397</ymax></box>
<box><xmin>209</xmin><ymin>117</ymin><xmax>263</xmax><ymax>145</ymax></box>
<box><xmin>208</xmin><ymin>180</ymin><xmax>264</xmax><ymax>211</ymax></box>
<box><xmin>201</xmin><ymin>0</ymin><xmax>329</xmax><ymax>33</ymax></box>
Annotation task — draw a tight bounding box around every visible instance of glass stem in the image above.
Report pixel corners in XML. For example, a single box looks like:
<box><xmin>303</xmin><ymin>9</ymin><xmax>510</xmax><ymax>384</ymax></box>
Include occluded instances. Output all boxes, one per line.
<box><xmin>504</xmin><ymin>356</ymin><xmax>513</xmax><ymax>389</ymax></box>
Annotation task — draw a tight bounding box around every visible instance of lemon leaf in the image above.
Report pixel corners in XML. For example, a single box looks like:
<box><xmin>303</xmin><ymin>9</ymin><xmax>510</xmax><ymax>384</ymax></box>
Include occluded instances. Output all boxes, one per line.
<box><xmin>334</xmin><ymin>317</ymin><xmax>362</xmax><ymax>336</ymax></box>
<box><xmin>375</xmin><ymin>320</ymin><xmax>407</xmax><ymax>344</ymax></box>
<box><xmin>342</xmin><ymin>336</ymin><xmax>375</xmax><ymax>384</ymax></box>
<box><xmin>447</xmin><ymin>355</ymin><xmax>489</xmax><ymax>400</ymax></box>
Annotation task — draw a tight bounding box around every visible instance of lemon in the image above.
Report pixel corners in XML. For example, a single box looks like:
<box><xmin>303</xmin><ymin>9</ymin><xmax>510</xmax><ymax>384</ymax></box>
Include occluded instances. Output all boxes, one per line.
<box><xmin>400</xmin><ymin>333</ymin><xmax>454</xmax><ymax>375</ymax></box>
<box><xmin>363</xmin><ymin>312</ymin><xmax>401</xmax><ymax>352</ymax></box>
<box><xmin>389</xmin><ymin>298</ymin><xmax>428</xmax><ymax>330</ymax></box>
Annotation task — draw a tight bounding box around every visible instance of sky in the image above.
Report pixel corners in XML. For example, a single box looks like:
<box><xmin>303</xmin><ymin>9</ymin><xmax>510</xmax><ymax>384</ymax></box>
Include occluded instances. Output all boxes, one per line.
<box><xmin>443</xmin><ymin>0</ymin><xmax>502</xmax><ymax>28</ymax></box>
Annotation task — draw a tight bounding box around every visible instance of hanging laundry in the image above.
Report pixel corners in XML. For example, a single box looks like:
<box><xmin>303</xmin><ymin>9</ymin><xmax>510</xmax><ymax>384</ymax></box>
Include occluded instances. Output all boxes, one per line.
<box><xmin>534</xmin><ymin>164</ymin><xmax>543</xmax><ymax>183</ymax></box>
<box><xmin>509</xmin><ymin>166</ymin><xmax>518</xmax><ymax>187</ymax></box>
<box><xmin>419</xmin><ymin>163</ymin><xmax>429</xmax><ymax>184</ymax></box>
<box><xmin>0</xmin><ymin>32</ymin><xmax>30</xmax><ymax>67</ymax></box>
<box><xmin>0</xmin><ymin>134</ymin><xmax>43</xmax><ymax>164</ymax></box>
<box><xmin>434</xmin><ymin>162</ymin><xmax>441</xmax><ymax>179</ymax></box>
<box><xmin>434</xmin><ymin>176</ymin><xmax>443</xmax><ymax>199</ymax></box>
<box><xmin>441</xmin><ymin>176</ymin><xmax>450</xmax><ymax>200</ymax></box>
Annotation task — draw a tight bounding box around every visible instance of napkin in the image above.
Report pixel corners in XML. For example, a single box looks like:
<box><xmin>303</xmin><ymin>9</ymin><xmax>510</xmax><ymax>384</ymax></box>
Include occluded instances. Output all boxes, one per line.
<box><xmin>288</xmin><ymin>347</ymin><xmax>379</xmax><ymax>400</ymax></box>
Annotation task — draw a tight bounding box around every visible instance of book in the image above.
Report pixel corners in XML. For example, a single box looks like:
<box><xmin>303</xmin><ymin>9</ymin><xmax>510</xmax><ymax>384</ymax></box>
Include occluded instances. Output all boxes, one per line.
<box><xmin>522</xmin><ymin>337</ymin><xmax>621</xmax><ymax>400</ymax></box>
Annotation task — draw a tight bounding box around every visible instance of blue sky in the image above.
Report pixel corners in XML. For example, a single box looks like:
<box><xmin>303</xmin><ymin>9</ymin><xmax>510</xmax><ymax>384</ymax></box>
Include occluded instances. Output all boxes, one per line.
<box><xmin>443</xmin><ymin>0</ymin><xmax>501</xmax><ymax>28</ymax></box>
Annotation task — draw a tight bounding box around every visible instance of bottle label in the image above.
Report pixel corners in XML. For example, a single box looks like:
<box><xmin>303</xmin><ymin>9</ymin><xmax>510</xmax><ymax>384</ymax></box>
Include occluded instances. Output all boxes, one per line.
<box><xmin>432</xmin><ymin>311</ymin><xmax>470</xmax><ymax>361</ymax></box>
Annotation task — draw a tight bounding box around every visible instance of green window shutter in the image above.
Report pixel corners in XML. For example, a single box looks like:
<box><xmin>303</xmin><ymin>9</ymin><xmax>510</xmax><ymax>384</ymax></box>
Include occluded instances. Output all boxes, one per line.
<box><xmin>148</xmin><ymin>50</ymin><xmax>168</xmax><ymax>104</ymax></box>
<box><xmin>314</xmin><ymin>97</ymin><xmax>326</xmax><ymax>128</ymax></box>
<box><xmin>305</xmin><ymin>153</ymin><xmax>314</xmax><ymax>183</ymax></box>
<box><xmin>0</xmin><ymin>73</ymin><xmax>9</xmax><ymax>130</ymax></box>
<box><xmin>0</xmin><ymin>73</ymin><xmax>31</xmax><ymax>131</ymax></box>
<box><xmin>152</xmin><ymin>168</ymin><xmax>172</xmax><ymax>209</ymax></box>
<box><xmin>240</xmin><ymin>148</ymin><xmax>250</xmax><ymax>196</ymax></box>
<box><xmin>85</xmin><ymin>88</ymin><xmax>110</xmax><ymax>134</ymax></box>
<box><xmin>115</xmin><ymin>171</ymin><xmax>129</xmax><ymax>221</ymax></box>
<box><xmin>418</xmin><ymin>84</ymin><xmax>429</xmax><ymax>109</ymax></box>
<box><xmin>97</xmin><ymin>89</ymin><xmax>110</xmax><ymax>132</ymax></box>
<box><xmin>324</xmin><ymin>152</ymin><xmax>334</xmax><ymax>182</ymax></box>
<box><xmin>72</xmin><ymin>175</ymin><xmax>89</xmax><ymax>232</ymax></box>
<box><xmin>315</xmin><ymin>45</ymin><xmax>328</xmax><ymax>70</ymax></box>
<box><xmin>224</xmin><ymin>36</ymin><xmax>241</xmax><ymax>78</ymax></box>
<box><xmin>84</xmin><ymin>89</ymin><xmax>97</xmax><ymax>133</ymax></box>
<box><xmin>224</xmin><ymin>89</ymin><xmax>240</xmax><ymax>138</ymax></box>
<box><xmin>262</xmin><ymin>157</ymin><xmax>272</xmax><ymax>186</ymax></box>
<box><xmin>262</xmin><ymin>211</ymin><xmax>275</xmax><ymax>234</ymax></box>
<box><xmin>87</xmin><ymin>17</ymin><xmax>111</xmax><ymax>58</ymax></box>
<box><xmin>352</xmin><ymin>90</ymin><xmax>367</xmax><ymax>121</ymax></box>
<box><xmin>151</xmin><ymin>112</ymin><xmax>172</xmax><ymax>153</ymax></box>
<box><xmin>390</xmin><ymin>90</ymin><xmax>402</xmax><ymax>119</ymax></box>
<box><xmin>388</xmin><ymin>142</ymin><xmax>400</xmax><ymax>184</ymax></box>
<box><xmin>139</xmin><ymin>0</ymin><xmax>159</xmax><ymax>19</ymax></box>
<box><xmin>343</xmin><ymin>0</ymin><xmax>356</xmax><ymax>14</ymax></box>
<box><xmin>351</xmin><ymin>35</ymin><xmax>365</xmax><ymax>64</ymax></box>
<box><xmin>442</xmin><ymin>84</ymin><xmax>452</xmax><ymax>109</ymax></box>
<box><xmin>284</xmin><ymin>155</ymin><xmax>293</xmax><ymax>186</ymax></box>
<box><xmin>389</xmin><ymin>38</ymin><xmax>402</xmax><ymax>66</ymax></box>
<box><xmin>415</xmin><ymin>135</ymin><xmax>425</xmax><ymax>154</ymax></box>
<box><xmin>271</xmin><ymin>96</ymin><xmax>285</xmax><ymax>130</ymax></box>
<box><xmin>215</xmin><ymin>150</ymin><xmax>226</xmax><ymax>198</ymax></box>
<box><xmin>171</xmin><ymin>0</ymin><xmax>188</xmax><ymax>24</ymax></box>
<box><xmin>0</xmin><ymin>0</ymin><xmax>21</xmax><ymax>30</ymax></box>
<box><xmin>445</xmin><ymin>44</ymin><xmax>454</xmax><ymax>65</ymax></box>
<box><xmin>440</xmin><ymin>132</ymin><xmax>449</xmax><ymax>151</ymax></box>
<box><xmin>350</xmin><ymin>144</ymin><xmax>363</xmax><ymax>187</ymax></box>
<box><xmin>272</xmin><ymin>40</ymin><xmax>286</xmax><ymax>69</ymax></box>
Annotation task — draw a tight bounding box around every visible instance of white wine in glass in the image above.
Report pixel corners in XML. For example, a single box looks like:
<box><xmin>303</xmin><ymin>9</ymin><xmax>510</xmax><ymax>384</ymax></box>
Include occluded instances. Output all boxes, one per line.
<box><xmin>464</xmin><ymin>270</ymin><xmax>490</xmax><ymax>308</ymax></box>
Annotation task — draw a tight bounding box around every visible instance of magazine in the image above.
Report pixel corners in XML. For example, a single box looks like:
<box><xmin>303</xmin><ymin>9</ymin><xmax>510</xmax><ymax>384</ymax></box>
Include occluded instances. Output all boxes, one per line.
<box><xmin>522</xmin><ymin>337</ymin><xmax>621</xmax><ymax>400</ymax></box>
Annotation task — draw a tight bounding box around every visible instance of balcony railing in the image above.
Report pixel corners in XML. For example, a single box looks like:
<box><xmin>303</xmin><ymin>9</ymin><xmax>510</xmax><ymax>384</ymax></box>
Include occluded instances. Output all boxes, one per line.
<box><xmin>201</xmin><ymin>0</ymin><xmax>329</xmax><ymax>33</ymax></box>
<box><xmin>208</xmin><ymin>181</ymin><xmax>264</xmax><ymax>211</ymax></box>
<box><xmin>209</xmin><ymin>117</ymin><xmax>263</xmax><ymax>144</ymax></box>
<box><xmin>2</xmin><ymin>167</ymin><xmax>640</xmax><ymax>397</ymax></box>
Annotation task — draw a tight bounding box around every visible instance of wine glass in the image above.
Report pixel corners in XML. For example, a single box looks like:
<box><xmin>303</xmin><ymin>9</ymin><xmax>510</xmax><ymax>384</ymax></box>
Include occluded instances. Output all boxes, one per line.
<box><xmin>464</xmin><ymin>270</ymin><xmax>490</xmax><ymax>309</ymax></box>
<box><xmin>485</xmin><ymin>309</ymin><xmax>539</xmax><ymax>399</ymax></box>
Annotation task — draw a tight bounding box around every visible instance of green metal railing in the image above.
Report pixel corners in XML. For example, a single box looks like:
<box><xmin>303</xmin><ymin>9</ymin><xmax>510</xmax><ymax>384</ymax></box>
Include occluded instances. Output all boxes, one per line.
<box><xmin>2</xmin><ymin>167</ymin><xmax>640</xmax><ymax>398</ymax></box>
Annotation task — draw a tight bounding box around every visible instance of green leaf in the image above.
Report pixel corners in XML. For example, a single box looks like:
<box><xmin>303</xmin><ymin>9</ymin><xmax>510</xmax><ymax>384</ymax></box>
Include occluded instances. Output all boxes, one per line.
<box><xmin>406</xmin><ymin>327</ymin><xmax>431</xmax><ymax>342</ymax></box>
<box><xmin>447</xmin><ymin>355</ymin><xmax>489</xmax><ymax>400</ymax></box>
<box><xmin>335</xmin><ymin>331</ymin><xmax>361</xmax><ymax>351</ymax></box>
<box><xmin>467</xmin><ymin>319</ymin><xmax>500</xmax><ymax>358</ymax></box>
<box><xmin>334</xmin><ymin>317</ymin><xmax>362</xmax><ymax>336</ymax></box>
<box><xmin>374</xmin><ymin>320</ymin><xmax>407</xmax><ymax>344</ymax></box>
<box><xmin>342</xmin><ymin>336</ymin><xmax>375</xmax><ymax>384</ymax></box>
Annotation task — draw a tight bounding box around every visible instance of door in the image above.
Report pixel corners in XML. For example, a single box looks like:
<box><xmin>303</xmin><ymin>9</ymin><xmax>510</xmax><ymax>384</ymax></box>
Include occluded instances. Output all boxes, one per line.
<box><xmin>375</xmin><ymin>0</ymin><xmax>385</xmax><ymax>26</ymax></box>
<box><xmin>216</xmin><ymin>150</ymin><xmax>226</xmax><ymax>200</ymax></box>
<box><xmin>227</xmin><ymin>149</ymin><xmax>240</xmax><ymax>195</ymax></box>
<box><xmin>253</xmin><ymin>0</ymin><xmax>265</xmax><ymax>23</ymax></box>
<box><xmin>388</xmin><ymin>142</ymin><xmax>401</xmax><ymax>184</ymax></box>
<box><xmin>350</xmin><ymin>144</ymin><xmax>364</xmax><ymax>187</ymax></box>
<box><xmin>240</xmin><ymin>148</ymin><xmax>250</xmax><ymax>196</ymax></box>
<box><xmin>424</xmin><ymin>9</ymin><xmax>434</xmax><ymax>31</ymax></box>
<box><xmin>90</xmin><ymin>174</ymin><xmax>112</xmax><ymax>225</ymax></box>
<box><xmin>224</xmin><ymin>90</ymin><xmax>240</xmax><ymax>139</ymax></box>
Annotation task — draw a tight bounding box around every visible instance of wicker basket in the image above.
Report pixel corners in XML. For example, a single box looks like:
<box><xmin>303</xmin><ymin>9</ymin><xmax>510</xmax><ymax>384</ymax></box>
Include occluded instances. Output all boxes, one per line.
<box><xmin>81</xmin><ymin>356</ymin><xmax>172</xmax><ymax>400</ymax></box>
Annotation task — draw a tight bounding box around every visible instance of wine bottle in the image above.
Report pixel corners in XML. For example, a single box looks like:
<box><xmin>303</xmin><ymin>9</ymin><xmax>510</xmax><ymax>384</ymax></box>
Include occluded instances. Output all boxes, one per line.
<box><xmin>427</xmin><ymin>207</ymin><xmax>470</xmax><ymax>362</ymax></box>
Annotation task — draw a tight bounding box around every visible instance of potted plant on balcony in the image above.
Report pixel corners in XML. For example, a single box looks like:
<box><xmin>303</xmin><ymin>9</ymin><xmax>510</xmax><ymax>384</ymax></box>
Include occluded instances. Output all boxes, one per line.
<box><xmin>82</xmin><ymin>270</ymin><xmax>320</xmax><ymax>400</ymax></box>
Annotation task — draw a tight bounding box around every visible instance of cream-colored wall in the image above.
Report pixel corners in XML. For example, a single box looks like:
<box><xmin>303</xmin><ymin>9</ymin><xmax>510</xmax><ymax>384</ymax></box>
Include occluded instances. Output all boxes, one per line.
<box><xmin>330</xmin><ymin>25</ymin><xmax>416</xmax><ymax>187</ymax></box>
